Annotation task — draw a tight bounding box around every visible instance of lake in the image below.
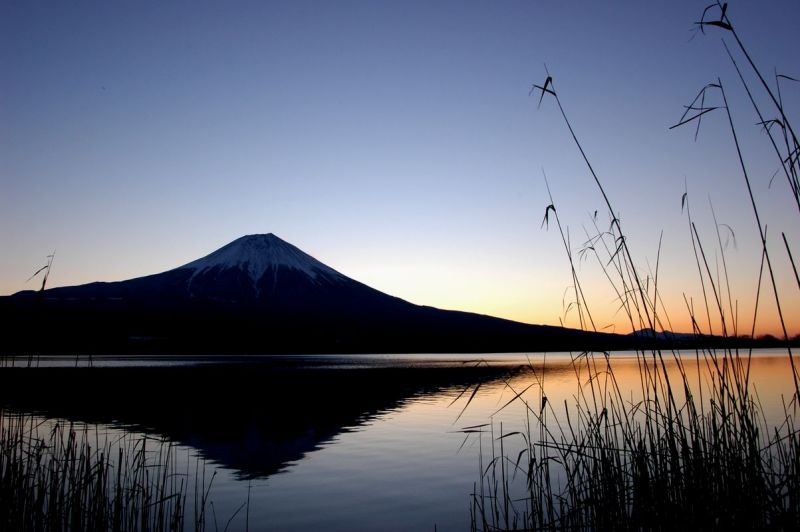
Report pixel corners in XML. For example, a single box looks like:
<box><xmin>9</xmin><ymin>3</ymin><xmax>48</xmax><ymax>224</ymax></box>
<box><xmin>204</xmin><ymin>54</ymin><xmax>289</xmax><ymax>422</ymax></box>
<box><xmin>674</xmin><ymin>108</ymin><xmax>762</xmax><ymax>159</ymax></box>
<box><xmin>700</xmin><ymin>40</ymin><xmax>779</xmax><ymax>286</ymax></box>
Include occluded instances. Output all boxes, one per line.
<box><xmin>1</xmin><ymin>349</ymin><xmax>796</xmax><ymax>530</ymax></box>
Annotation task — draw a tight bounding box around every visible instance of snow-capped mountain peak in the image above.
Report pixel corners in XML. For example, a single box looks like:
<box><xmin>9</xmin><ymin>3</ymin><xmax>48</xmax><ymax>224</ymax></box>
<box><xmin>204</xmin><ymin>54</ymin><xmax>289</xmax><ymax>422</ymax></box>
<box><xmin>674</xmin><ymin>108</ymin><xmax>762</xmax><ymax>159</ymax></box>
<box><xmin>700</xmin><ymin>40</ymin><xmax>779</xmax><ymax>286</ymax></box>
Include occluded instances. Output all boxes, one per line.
<box><xmin>179</xmin><ymin>233</ymin><xmax>345</xmax><ymax>282</ymax></box>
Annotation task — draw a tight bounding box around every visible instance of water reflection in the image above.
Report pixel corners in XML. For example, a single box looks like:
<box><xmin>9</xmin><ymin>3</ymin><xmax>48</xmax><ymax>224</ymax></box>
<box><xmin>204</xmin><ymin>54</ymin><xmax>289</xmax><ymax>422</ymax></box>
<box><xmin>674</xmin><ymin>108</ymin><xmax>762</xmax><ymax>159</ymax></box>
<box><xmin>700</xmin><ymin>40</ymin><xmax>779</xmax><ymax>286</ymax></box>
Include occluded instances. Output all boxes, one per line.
<box><xmin>0</xmin><ymin>358</ymin><xmax>524</xmax><ymax>479</ymax></box>
<box><xmin>472</xmin><ymin>351</ymin><xmax>798</xmax><ymax>428</ymax></box>
<box><xmin>2</xmin><ymin>352</ymin><xmax>792</xmax><ymax>479</ymax></box>
<box><xmin>1</xmin><ymin>351</ymin><xmax>795</xmax><ymax>531</ymax></box>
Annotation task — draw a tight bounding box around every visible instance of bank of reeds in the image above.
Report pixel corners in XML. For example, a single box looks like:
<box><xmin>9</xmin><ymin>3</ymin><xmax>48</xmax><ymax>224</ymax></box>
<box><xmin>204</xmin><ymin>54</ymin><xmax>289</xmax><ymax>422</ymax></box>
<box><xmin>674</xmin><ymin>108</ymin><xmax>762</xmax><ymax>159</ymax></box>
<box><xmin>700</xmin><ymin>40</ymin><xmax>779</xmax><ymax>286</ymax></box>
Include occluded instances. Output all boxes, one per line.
<box><xmin>468</xmin><ymin>350</ymin><xmax>799</xmax><ymax>530</ymax></box>
<box><xmin>470</xmin><ymin>3</ymin><xmax>799</xmax><ymax>529</ymax></box>
<box><xmin>0</xmin><ymin>409</ymin><xmax>215</xmax><ymax>531</ymax></box>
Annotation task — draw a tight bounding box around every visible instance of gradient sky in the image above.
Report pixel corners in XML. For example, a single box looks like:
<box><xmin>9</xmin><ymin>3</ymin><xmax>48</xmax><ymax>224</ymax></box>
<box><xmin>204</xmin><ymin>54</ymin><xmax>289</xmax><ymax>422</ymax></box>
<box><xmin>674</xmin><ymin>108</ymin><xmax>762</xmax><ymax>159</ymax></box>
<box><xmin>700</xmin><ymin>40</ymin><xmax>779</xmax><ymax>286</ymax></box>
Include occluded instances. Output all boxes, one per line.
<box><xmin>2</xmin><ymin>1</ymin><xmax>799</xmax><ymax>336</ymax></box>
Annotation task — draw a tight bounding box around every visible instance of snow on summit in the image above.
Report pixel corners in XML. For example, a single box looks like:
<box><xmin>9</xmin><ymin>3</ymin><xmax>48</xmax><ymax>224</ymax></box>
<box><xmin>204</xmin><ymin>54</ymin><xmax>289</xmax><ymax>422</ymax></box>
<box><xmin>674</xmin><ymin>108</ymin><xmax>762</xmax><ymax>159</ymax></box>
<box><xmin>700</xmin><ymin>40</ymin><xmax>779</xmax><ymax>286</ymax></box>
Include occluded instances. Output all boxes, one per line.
<box><xmin>179</xmin><ymin>234</ymin><xmax>345</xmax><ymax>282</ymax></box>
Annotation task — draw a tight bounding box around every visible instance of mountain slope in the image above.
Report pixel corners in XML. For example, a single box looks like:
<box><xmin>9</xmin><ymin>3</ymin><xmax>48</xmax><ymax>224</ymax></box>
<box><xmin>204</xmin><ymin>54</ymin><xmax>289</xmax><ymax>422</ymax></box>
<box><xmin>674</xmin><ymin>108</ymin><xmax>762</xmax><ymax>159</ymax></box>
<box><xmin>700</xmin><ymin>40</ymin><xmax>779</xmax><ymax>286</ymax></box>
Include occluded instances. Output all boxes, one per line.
<box><xmin>1</xmin><ymin>234</ymin><xmax>631</xmax><ymax>353</ymax></box>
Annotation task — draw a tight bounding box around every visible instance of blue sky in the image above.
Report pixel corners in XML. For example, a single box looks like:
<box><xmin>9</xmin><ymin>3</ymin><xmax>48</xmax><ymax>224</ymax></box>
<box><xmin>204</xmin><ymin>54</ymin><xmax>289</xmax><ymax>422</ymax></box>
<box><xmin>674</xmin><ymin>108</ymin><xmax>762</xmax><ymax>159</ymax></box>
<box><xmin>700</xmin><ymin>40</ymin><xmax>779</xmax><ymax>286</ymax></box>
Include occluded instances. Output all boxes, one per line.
<box><xmin>2</xmin><ymin>1</ymin><xmax>799</xmax><ymax>334</ymax></box>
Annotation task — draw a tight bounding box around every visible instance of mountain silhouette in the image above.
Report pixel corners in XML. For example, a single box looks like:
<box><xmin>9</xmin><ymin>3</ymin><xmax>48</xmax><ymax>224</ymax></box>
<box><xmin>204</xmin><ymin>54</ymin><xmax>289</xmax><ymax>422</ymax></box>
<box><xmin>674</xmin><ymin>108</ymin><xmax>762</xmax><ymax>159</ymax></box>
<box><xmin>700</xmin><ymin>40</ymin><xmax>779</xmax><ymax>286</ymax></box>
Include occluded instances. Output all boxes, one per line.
<box><xmin>1</xmin><ymin>234</ymin><xmax>630</xmax><ymax>353</ymax></box>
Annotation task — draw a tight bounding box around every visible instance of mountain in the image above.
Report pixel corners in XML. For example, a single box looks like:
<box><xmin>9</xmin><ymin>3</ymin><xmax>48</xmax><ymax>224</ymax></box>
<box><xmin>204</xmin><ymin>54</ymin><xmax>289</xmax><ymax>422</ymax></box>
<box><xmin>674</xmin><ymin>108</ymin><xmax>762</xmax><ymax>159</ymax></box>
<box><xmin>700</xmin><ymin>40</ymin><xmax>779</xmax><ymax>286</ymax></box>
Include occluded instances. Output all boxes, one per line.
<box><xmin>0</xmin><ymin>234</ymin><xmax>631</xmax><ymax>354</ymax></box>
<box><xmin>22</xmin><ymin>234</ymin><xmax>356</xmax><ymax>307</ymax></box>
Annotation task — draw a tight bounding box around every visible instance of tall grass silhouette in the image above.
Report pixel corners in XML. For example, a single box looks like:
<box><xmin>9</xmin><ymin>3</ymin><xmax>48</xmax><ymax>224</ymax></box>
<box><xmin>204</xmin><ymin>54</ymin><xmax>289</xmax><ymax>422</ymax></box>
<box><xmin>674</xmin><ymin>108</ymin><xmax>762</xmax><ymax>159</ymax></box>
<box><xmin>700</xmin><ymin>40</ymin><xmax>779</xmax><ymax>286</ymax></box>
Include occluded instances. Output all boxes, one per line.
<box><xmin>0</xmin><ymin>410</ymin><xmax>221</xmax><ymax>531</ymax></box>
<box><xmin>468</xmin><ymin>3</ymin><xmax>799</xmax><ymax>529</ymax></box>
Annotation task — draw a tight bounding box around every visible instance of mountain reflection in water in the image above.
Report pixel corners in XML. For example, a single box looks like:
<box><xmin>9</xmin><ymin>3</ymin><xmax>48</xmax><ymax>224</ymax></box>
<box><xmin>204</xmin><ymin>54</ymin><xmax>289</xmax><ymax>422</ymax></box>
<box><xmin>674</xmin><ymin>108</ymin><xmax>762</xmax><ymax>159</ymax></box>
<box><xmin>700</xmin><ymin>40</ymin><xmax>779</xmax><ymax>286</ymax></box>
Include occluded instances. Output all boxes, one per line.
<box><xmin>0</xmin><ymin>357</ymin><xmax>528</xmax><ymax>479</ymax></box>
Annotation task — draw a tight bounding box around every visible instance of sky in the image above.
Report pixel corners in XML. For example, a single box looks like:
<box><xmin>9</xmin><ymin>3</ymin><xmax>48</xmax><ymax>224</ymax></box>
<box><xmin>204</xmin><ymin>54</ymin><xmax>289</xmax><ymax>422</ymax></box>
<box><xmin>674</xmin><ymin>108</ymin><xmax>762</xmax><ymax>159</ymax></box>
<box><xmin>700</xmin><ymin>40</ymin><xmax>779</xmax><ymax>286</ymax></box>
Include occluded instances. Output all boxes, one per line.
<box><xmin>2</xmin><ymin>0</ymin><xmax>799</xmax><ymax>336</ymax></box>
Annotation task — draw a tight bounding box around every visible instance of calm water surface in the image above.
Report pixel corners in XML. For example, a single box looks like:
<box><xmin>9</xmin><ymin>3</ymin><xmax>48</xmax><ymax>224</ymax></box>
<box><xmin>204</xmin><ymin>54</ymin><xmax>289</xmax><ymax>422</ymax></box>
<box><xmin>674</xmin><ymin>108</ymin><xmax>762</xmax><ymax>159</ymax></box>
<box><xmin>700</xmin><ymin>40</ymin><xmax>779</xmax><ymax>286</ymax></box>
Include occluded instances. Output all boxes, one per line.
<box><xmin>1</xmin><ymin>350</ymin><xmax>796</xmax><ymax>530</ymax></box>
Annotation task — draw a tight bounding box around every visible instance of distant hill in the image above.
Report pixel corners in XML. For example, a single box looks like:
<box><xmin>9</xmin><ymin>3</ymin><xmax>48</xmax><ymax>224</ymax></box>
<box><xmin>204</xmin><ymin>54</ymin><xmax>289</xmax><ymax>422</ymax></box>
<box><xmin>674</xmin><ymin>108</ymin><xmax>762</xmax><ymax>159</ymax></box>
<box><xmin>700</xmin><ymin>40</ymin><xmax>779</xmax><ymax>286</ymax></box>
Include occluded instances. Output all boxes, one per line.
<box><xmin>1</xmin><ymin>234</ymin><xmax>632</xmax><ymax>354</ymax></box>
<box><xmin>629</xmin><ymin>328</ymin><xmax>697</xmax><ymax>341</ymax></box>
